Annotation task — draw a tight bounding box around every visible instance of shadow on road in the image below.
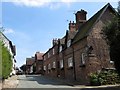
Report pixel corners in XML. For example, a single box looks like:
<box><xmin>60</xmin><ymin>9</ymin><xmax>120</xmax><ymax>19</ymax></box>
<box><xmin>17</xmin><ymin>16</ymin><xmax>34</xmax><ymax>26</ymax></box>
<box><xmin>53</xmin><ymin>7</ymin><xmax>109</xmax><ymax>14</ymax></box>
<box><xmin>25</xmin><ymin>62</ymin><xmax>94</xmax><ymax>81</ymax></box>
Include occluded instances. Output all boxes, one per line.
<box><xmin>25</xmin><ymin>75</ymin><xmax>72</xmax><ymax>86</ymax></box>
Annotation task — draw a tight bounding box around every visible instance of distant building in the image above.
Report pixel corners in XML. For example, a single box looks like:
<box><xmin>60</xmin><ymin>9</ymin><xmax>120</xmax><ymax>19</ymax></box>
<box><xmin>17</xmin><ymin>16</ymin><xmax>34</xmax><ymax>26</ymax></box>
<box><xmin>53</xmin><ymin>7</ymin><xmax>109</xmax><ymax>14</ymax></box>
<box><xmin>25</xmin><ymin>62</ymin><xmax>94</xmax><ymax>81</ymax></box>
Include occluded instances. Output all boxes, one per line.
<box><xmin>43</xmin><ymin>3</ymin><xmax>115</xmax><ymax>84</ymax></box>
<box><xmin>26</xmin><ymin>57</ymin><xmax>35</xmax><ymax>74</ymax></box>
<box><xmin>0</xmin><ymin>29</ymin><xmax>16</xmax><ymax>75</ymax></box>
<box><xmin>34</xmin><ymin>52</ymin><xmax>44</xmax><ymax>74</ymax></box>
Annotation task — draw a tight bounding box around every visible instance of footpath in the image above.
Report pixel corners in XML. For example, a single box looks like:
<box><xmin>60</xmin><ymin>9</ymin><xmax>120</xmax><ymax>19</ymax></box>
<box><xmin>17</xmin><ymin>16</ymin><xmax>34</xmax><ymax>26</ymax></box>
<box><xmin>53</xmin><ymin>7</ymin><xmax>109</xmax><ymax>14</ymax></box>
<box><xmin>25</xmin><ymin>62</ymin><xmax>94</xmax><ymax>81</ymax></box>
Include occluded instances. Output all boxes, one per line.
<box><xmin>1</xmin><ymin>75</ymin><xmax>19</xmax><ymax>89</ymax></box>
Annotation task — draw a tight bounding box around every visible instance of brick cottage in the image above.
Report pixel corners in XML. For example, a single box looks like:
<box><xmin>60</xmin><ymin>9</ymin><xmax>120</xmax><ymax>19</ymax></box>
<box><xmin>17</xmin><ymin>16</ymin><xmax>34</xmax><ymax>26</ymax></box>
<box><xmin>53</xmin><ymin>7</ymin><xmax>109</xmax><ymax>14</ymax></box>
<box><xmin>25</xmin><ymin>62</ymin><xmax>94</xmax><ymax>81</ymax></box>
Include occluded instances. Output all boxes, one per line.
<box><xmin>43</xmin><ymin>3</ymin><xmax>116</xmax><ymax>84</ymax></box>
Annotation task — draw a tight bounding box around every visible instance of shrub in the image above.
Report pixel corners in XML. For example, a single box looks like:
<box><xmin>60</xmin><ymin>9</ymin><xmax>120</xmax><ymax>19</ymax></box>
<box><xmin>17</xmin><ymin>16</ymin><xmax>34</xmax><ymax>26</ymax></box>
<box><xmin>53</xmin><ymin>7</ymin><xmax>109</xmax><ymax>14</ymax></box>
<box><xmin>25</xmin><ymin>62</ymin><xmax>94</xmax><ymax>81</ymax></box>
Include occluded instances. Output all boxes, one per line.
<box><xmin>0</xmin><ymin>41</ymin><xmax>13</xmax><ymax>79</ymax></box>
<box><xmin>90</xmin><ymin>69</ymin><xmax>120</xmax><ymax>86</ymax></box>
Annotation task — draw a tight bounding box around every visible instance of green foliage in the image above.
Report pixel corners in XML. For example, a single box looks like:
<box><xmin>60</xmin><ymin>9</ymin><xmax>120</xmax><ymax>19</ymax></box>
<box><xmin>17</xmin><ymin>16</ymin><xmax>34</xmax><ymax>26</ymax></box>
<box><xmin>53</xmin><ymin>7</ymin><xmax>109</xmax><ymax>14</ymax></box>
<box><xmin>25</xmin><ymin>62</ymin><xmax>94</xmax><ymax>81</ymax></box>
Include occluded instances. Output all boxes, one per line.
<box><xmin>102</xmin><ymin>2</ymin><xmax>120</xmax><ymax>76</ymax></box>
<box><xmin>0</xmin><ymin>41</ymin><xmax>2</xmax><ymax>77</ymax></box>
<box><xmin>90</xmin><ymin>69</ymin><xmax>120</xmax><ymax>86</ymax></box>
<box><xmin>0</xmin><ymin>41</ymin><xmax>13</xmax><ymax>79</ymax></box>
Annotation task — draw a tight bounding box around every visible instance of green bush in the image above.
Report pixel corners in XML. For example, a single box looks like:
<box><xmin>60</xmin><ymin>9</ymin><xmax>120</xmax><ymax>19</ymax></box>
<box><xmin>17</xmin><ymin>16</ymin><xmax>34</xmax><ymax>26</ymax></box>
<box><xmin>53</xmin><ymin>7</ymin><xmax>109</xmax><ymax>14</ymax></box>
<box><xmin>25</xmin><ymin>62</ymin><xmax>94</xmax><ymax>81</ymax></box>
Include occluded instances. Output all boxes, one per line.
<box><xmin>0</xmin><ymin>41</ymin><xmax>13</xmax><ymax>79</ymax></box>
<box><xmin>90</xmin><ymin>69</ymin><xmax>120</xmax><ymax>86</ymax></box>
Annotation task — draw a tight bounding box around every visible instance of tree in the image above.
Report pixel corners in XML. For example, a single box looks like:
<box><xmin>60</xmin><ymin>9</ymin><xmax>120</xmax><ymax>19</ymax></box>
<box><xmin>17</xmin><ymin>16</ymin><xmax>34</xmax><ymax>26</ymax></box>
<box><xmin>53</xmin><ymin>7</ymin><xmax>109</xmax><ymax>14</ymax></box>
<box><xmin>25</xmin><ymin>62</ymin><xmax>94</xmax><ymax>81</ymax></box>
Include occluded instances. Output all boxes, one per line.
<box><xmin>20</xmin><ymin>64</ymin><xmax>26</xmax><ymax>72</ymax></box>
<box><xmin>103</xmin><ymin>2</ymin><xmax>120</xmax><ymax>75</ymax></box>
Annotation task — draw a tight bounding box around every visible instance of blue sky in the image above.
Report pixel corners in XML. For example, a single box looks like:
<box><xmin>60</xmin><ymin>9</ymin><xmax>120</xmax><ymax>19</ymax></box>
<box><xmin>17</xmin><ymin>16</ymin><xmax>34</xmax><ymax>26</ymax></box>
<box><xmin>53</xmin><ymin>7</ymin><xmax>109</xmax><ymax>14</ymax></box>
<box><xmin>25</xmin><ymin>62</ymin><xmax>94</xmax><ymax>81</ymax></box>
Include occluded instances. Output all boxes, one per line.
<box><xmin>1</xmin><ymin>0</ymin><xmax>118</xmax><ymax>67</ymax></box>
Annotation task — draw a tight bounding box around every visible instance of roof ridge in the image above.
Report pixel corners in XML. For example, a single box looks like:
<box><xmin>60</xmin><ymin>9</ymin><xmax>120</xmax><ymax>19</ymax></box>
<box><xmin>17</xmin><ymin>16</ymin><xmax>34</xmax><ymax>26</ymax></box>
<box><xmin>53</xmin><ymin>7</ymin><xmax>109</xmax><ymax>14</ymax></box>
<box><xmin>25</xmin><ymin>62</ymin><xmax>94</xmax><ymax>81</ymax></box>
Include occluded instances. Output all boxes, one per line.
<box><xmin>72</xmin><ymin>3</ymin><xmax>114</xmax><ymax>44</ymax></box>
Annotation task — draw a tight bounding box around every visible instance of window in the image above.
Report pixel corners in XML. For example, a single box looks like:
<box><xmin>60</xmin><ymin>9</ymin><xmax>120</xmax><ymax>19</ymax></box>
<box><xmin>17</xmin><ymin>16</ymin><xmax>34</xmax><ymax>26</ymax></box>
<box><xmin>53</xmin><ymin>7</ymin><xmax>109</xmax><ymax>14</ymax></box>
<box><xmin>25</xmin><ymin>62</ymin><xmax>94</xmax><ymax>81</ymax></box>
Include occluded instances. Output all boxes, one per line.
<box><xmin>81</xmin><ymin>53</ymin><xmax>86</xmax><ymax>65</ymax></box>
<box><xmin>60</xmin><ymin>60</ymin><xmax>63</xmax><ymax>68</ymax></box>
<box><xmin>68</xmin><ymin>57</ymin><xmax>73</xmax><ymax>67</ymax></box>
<box><xmin>53</xmin><ymin>62</ymin><xmax>56</xmax><ymax>68</ymax></box>
<box><xmin>53</xmin><ymin>48</ymin><xmax>55</xmax><ymax>55</ymax></box>
<box><xmin>44</xmin><ymin>56</ymin><xmax>46</xmax><ymax>60</ymax></box>
<box><xmin>59</xmin><ymin>45</ymin><xmax>62</xmax><ymax>52</ymax></box>
<box><xmin>48</xmin><ymin>64</ymin><xmax>51</xmax><ymax>70</ymax></box>
<box><xmin>43</xmin><ymin>66</ymin><xmax>46</xmax><ymax>71</ymax></box>
<box><xmin>48</xmin><ymin>52</ymin><xmax>50</xmax><ymax>58</ymax></box>
<box><xmin>67</xmin><ymin>40</ymin><xmax>71</xmax><ymax>47</ymax></box>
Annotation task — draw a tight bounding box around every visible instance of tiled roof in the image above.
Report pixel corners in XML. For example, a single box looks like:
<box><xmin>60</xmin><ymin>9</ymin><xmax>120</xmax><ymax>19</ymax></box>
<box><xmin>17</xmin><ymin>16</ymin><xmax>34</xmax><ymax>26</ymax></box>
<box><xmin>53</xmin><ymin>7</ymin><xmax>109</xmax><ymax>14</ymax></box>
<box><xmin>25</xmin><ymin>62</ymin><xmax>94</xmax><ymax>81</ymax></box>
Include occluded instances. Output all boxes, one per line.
<box><xmin>59</xmin><ymin>36</ymin><xmax>66</xmax><ymax>45</ymax></box>
<box><xmin>68</xmin><ymin>30</ymin><xmax>77</xmax><ymax>39</ymax></box>
<box><xmin>35</xmin><ymin>52</ymin><xmax>44</xmax><ymax>60</ymax></box>
<box><xmin>26</xmin><ymin>57</ymin><xmax>35</xmax><ymax>65</ymax></box>
<box><xmin>72</xmin><ymin>3</ymin><xmax>114</xmax><ymax>44</ymax></box>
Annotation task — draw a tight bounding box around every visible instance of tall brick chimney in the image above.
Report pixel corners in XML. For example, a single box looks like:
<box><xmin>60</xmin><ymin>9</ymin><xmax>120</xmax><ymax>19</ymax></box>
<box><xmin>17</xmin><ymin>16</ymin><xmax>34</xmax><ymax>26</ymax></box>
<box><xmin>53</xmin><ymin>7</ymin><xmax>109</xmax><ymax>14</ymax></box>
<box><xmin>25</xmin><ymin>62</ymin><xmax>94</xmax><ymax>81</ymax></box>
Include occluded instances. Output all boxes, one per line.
<box><xmin>75</xmin><ymin>9</ymin><xmax>87</xmax><ymax>30</ymax></box>
<box><xmin>52</xmin><ymin>38</ymin><xmax>58</xmax><ymax>46</ymax></box>
<box><xmin>69</xmin><ymin>21</ymin><xmax>76</xmax><ymax>32</ymax></box>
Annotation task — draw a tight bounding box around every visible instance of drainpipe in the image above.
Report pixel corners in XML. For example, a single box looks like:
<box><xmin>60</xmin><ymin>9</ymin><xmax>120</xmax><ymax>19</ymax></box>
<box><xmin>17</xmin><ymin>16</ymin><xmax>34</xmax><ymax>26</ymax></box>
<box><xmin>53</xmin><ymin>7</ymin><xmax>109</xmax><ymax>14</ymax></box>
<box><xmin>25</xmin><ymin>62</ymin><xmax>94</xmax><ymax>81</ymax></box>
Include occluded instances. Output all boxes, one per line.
<box><xmin>62</xmin><ymin>50</ymin><xmax>65</xmax><ymax>79</ymax></box>
<box><xmin>72</xmin><ymin>46</ymin><xmax>76</xmax><ymax>80</ymax></box>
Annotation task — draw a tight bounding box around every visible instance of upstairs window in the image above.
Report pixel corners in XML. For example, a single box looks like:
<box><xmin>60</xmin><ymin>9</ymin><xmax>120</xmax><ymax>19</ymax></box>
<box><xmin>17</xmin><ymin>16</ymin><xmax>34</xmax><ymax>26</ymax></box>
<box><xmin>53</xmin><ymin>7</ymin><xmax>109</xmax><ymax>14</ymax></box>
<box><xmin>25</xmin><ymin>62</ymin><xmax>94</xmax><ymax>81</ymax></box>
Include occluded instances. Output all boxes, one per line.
<box><xmin>67</xmin><ymin>40</ymin><xmax>71</xmax><ymax>47</ymax></box>
<box><xmin>53</xmin><ymin>48</ymin><xmax>55</xmax><ymax>55</ymax></box>
<box><xmin>81</xmin><ymin>53</ymin><xmax>86</xmax><ymax>65</ymax></box>
<box><xmin>48</xmin><ymin>52</ymin><xmax>50</xmax><ymax>58</ymax></box>
<box><xmin>68</xmin><ymin>57</ymin><xmax>73</xmax><ymax>67</ymax></box>
<box><xmin>48</xmin><ymin>64</ymin><xmax>51</xmax><ymax>70</ymax></box>
<box><xmin>53</xmin><ymin>61</ymin><xmax>56</xmax><ymax>68</ymax></box>
<box><xmin>60</xmin><ymin>60</ymin><xmax>63</xmax><ymax>69</ymax></box>
<box><xmin>59</xmin><ymin>45</ymin><xmax>62</xmax><ymax>52</ymax></box>
<box><xmin>44</xmin><ymin>56</ymin><xmax>46</xmax><ymax>60</ymax></box>
<box><xmin>43</xmin><ymin>66</ymin><xmax>46</xmax><ymax>71</ymax></box>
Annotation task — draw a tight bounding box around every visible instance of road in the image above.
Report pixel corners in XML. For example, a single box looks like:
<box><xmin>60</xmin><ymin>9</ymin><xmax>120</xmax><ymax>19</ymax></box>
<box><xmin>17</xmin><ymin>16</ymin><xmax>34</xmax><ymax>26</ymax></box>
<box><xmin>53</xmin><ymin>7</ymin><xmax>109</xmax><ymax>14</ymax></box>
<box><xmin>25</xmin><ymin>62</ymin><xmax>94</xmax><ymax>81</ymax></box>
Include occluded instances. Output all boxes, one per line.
<box><xmin>16</xmin><ymin>75</ymin><xmax>120</xmax><ymax>90</ymax></box>
<box><xmin>17</xmin><ymin>75</ymin><xmax>78</xmax><ymax>89</ymax></box>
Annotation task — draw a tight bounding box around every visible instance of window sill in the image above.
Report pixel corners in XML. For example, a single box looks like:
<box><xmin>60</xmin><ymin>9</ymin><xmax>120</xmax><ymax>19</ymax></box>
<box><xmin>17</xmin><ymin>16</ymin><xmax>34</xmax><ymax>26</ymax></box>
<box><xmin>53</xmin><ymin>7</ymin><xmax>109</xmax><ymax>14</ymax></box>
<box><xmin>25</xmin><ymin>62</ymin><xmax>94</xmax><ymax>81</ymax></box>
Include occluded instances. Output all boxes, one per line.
<box><xmin>79</xmin><ymin>64</ymin><xmax>85</xmax><ymax>67</ymax></box>
<box><xmin>60</xmin><ymin>67</ymin><xmax>64</xmax><ymax>70</ymax></box>
<box><xmin>67</xmin><ymin>67</ymin><xmax>73</xmax><ymax>70</ymax></box>
<box><xmin>51</xmin><ymin>68</ymin><xmax>56</xmax><ymax>70</ymax></box>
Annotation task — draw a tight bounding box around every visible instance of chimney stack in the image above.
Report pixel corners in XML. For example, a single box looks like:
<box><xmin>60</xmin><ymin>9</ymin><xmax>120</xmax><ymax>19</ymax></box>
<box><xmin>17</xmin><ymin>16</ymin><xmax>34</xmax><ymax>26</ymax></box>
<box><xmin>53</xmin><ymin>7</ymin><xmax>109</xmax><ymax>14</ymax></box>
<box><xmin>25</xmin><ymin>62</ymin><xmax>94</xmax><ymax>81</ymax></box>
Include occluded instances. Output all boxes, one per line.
<box><xmin>52</xmin><ymin>38</ymin><xmax>58</xmax><ymax>46</ymax></box>
<box><xmin>75</xmin><ymin>9</ymin><xmax>87</xmax><ymax>30</ymax></box>
<box><xmin>69</xmin><ymin>21</ymin><xmax>76</xmax><ymax>32</ymax></box>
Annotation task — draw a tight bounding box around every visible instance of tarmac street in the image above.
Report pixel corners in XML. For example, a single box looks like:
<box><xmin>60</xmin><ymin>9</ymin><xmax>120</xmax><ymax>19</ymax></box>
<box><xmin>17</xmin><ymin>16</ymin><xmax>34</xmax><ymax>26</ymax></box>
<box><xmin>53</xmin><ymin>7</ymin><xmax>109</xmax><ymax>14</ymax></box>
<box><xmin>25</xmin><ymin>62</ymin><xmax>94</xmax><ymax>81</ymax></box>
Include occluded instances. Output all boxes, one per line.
<box><xmin>17</xmin><ymin>75</ymin><xmax>77</xmax><ymax>89</ymax></box>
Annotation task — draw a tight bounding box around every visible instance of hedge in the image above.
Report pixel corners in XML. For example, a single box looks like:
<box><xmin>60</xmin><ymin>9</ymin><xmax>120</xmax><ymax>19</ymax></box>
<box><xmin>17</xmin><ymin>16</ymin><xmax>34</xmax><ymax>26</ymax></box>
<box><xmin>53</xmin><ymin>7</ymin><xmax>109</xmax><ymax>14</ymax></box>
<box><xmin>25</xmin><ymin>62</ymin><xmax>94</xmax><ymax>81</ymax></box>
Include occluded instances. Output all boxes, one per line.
<box><xmin>0</xmin><ymin>41</ymin><xmax>13</xmax><ymax>79</ymax></box>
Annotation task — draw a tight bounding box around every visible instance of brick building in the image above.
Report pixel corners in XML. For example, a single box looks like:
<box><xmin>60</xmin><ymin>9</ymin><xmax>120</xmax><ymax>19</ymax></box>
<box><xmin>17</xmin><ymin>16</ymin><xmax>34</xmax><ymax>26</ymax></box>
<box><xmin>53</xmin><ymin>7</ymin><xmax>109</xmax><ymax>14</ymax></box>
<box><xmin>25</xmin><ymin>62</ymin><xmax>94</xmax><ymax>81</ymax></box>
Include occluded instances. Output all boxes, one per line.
<box><xmin>34</xmin><ymin>52</ymin><xmax>44</xmax><ymax>74</ymax></box>
<box><xmin>43</xmin><ymin>3</ymin><xmax>115</xmax><ymax>84</ymax></box>
<box><xmin>26</xmin><ymin>57</ymin><xmax>35</xmax><ymax>74</ymax></box>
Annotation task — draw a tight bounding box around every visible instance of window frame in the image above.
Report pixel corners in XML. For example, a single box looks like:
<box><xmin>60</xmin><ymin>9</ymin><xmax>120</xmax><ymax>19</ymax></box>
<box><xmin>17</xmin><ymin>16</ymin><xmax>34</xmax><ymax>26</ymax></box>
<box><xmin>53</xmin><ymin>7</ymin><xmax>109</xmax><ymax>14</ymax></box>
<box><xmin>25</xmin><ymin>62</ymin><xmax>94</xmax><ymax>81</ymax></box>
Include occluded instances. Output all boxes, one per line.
<box><xmin>53</xmin><ymin>61</ymin><xmax>56</xmax><ymax>68</ymax></box>
<box><xmin>67</xmin><ymin>40</ymin><xmax>71</xmax><ymax>47</ymax></box>
<box><xmin>68</xmin><ymin>57</ymin><xmax>73</xmax><ymax>67</ymax></box>
<box><xmin>60</xmin><ymin>60</ymin><xmax>63</xmax><ymax>69</ymax></box>
<box><xmin>48</xmin><ymin>63</ymin><xmax>51</xmax><ymax>70</ymax></box>
<box><xmin>59</xmin><ymin>45</ymin><xmax>62</xmax><ymax>52</ymax></box>
<box><xmin>81</xmin><ymin>53</ymin><xmax>86</xmax><ymax>65</ymax></box>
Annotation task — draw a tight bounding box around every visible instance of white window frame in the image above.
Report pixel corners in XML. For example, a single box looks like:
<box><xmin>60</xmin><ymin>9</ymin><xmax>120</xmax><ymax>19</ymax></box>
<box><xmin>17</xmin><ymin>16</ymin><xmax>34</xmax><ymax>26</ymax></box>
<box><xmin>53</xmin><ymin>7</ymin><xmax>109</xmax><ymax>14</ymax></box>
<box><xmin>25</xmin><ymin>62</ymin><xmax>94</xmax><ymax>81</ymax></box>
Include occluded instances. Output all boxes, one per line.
<box><xmin>44</xmin><ymin>56</ymin><xmax>46</xmax><ymax>60</ymax></box>
<box><xmin>59</xmin><ymin>45</ymin><xmax>62</xmax><ymax>52</ymax></box>
<box><xmin>43</xmin><ymin>66</ymin><xmax>46</xmax><ymax>70</ymax></box>
<box><xmin>60</xmin><ymin>60</ymin><xmax>63</xmax><ymax>68</ymax></box>
<box><xmin>68</xmin><ymin>57</ymin><xmax>73</xmax><ymax>67</ymax></box>
<box><xmin>81</xmin><ymin>53</ymin><xmax>85</xmax><ymax>65</ymax></box>
<box><xmin>48</xmin><ymin>52</ymin><xmax>50</xmax><ymax>58</ymax></box>
<box><xmin>67</xmin><ymin>40</ymin><xmax>71</xmax><ymax>47</ymax></box>
<box><xmin>48</xmin><ymin>64</ymin><xmax>51</xmax><ymax>70</ymax></box>
<box><xmin>53</xmin><ymin>61</ymin><xmax>56</xmax><ymax>68</ymax></box>
<box><xmin>53</xmin><ymin>48</ymin><xmax>55</xmax><ymax>55</ymax></box>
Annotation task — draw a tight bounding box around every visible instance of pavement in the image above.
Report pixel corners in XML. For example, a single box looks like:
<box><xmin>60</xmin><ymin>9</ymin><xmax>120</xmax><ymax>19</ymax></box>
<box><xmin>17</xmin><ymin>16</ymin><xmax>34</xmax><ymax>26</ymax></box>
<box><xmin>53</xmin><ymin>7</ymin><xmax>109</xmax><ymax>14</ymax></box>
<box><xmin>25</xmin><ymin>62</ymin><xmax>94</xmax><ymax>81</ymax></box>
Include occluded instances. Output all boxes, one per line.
<box><xmin>2</xmin><ymin>75</ymin><xmax>19</xmax><ymax>89</ymax></box>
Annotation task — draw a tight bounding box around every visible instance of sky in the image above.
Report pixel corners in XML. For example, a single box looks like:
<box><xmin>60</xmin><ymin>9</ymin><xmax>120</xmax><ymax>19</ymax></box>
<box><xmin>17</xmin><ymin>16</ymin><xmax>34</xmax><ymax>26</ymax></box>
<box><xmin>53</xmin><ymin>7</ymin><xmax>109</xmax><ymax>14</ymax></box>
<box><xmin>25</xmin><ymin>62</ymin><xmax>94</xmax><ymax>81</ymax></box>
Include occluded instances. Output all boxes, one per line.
<box><xmin>1</xmin><ymin>0</ymin><xmax>119</xmax><ymax>67</ymax></box>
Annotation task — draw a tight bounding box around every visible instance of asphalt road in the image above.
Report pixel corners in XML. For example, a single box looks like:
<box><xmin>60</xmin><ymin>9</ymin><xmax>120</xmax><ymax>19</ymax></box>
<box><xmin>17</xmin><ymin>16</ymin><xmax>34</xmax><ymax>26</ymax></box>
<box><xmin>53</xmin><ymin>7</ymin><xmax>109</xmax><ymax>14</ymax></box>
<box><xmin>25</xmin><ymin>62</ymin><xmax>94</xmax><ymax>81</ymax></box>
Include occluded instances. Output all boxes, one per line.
<box><xmin>16</xmin><ymin>75</ymin><xmax>120</xmax><ymax>90</ymax></box>
<box><xmin>16</xmin><ymin>75</ymin><xmax>77</xmax><ymax>89</ymax></box>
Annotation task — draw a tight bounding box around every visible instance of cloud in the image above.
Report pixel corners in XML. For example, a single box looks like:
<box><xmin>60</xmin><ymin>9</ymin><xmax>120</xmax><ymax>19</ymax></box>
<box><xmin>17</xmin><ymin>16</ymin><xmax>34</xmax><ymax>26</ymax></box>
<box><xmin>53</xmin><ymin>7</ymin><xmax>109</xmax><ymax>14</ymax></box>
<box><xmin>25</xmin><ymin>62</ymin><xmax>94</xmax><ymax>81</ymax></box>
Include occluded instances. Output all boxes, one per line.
<box><xmin>13</xmin><ymin>0</ymin><xmax>52</xmax><ymax>7</ymax></box>
<box><xmin>2</xmin><ymin>0</ymin><xmax>75</xmax><ymax>9</ymax></box>
<box><xmin>3</xmin><ymin>28</ymin><xmax>15</xmax><ymax>34</ymax></box>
